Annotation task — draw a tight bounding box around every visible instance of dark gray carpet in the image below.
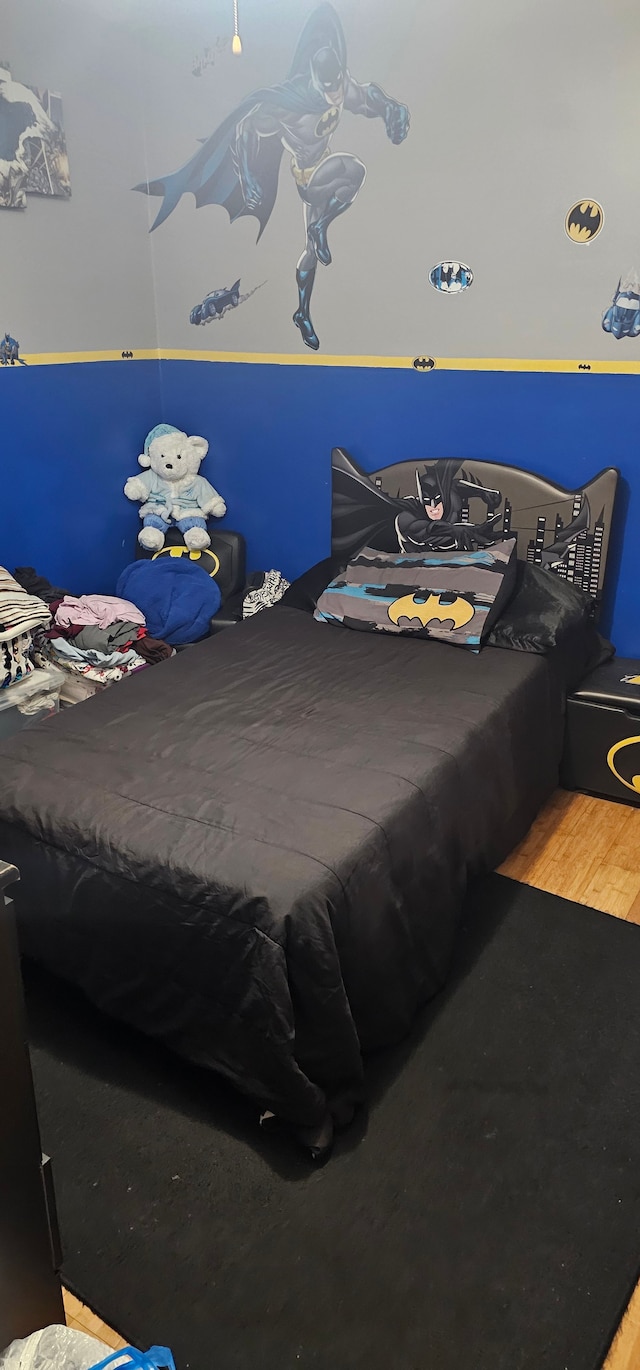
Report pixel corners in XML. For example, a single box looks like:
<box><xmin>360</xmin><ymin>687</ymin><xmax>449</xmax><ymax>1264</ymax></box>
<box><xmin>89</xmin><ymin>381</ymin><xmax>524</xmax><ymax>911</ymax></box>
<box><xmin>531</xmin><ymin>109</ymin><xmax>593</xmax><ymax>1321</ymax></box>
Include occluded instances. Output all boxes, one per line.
<box><xmin>25</xmin><ymin>875</ymin><xmax>640</xmax><ymax>1370</ymax></box>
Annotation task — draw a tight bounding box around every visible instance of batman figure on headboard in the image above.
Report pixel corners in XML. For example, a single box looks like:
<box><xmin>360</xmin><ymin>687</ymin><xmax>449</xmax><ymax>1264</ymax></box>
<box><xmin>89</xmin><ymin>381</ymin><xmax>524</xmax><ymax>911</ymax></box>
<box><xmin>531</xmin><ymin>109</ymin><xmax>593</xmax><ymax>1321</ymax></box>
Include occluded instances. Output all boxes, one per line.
<box><xmin>331</xmin><ymin>449</ymin><xmax>593</xmax><ymax>568</ymax></box>
<box><xmin>394</xmin><ymin>461</ymin><xmax>503</xmax><ymax>552</ymax></box>
<box><xmin>331</xmin><ymin>449</ymin><xmax>504</xmax><ymax>558</ymax></box>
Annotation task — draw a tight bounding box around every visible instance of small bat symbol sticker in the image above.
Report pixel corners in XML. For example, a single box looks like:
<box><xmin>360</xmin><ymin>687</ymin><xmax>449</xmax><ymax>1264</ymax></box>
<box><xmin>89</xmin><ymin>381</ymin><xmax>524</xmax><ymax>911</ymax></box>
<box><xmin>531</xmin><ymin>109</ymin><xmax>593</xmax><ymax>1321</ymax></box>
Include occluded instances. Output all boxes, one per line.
<box><xmin>578</xmin><ymin>363</ymin><xmax>591</xmax><ymax>371</ymax></box>
<box><xmin>387</xmin><ymin>592</ymin><xmax>475</xmax><ymax>630</ymax></box>
<box><xmin>565</xmin><ymin>200</ymin><xmax>603</xmax><ymax>243</ymax></box>
<box><xmin>413</xmin><ymin>356</ymin><xmax>435</xmax><ymax>371</ymax></box>
<box><xmin>121</xmin><ymin>350</ymin><xmax>134</xmax><ymax>359</ymax></box>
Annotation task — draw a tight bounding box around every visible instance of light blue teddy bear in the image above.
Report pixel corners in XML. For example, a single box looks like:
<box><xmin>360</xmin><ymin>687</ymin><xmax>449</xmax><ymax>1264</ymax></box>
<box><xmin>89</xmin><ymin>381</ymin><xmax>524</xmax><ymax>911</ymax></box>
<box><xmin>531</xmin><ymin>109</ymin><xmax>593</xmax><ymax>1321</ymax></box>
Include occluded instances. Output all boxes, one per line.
<box><xmin>124</xmin><ymin>423</ymin><xmax>226</xmax><ymax>551</ymax></box>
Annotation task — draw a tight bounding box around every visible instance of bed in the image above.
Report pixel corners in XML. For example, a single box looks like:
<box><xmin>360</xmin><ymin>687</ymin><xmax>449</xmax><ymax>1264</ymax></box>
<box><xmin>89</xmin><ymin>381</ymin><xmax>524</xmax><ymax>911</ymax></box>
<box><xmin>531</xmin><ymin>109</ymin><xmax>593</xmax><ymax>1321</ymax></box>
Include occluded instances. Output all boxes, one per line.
<box><xmin>0</xmin><ymin>454</ymin><xmax>618</xmax><ymax>1154</ymax></box>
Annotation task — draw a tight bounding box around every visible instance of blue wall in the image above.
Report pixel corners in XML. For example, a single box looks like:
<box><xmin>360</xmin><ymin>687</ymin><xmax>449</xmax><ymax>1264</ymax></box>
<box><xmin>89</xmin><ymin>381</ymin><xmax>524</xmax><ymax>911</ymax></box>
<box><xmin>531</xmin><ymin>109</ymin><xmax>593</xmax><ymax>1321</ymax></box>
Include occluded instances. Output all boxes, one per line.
<box><xmin>4</xmin><ymin>358</ymin><xmax>638</xmax><ymax>655</ymax></box>
<box><xmin>2</xmin><ymin>360</ymin><xmax>162</xmax><ymax>595</ymax></box>
<box><xmin>162</xmin><ymin>361</ymin><xmax>638</xmax><ymax>656</ymax></box>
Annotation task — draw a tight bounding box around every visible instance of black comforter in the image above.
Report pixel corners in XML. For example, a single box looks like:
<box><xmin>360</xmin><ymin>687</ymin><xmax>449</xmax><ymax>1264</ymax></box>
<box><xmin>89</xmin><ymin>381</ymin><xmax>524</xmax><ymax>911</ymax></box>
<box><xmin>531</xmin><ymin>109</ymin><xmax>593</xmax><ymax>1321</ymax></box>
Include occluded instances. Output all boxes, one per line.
<box><xmin>0</xmin><ymin>606</ymin><xmax>569</xmax><ymax>1132</ymax></box>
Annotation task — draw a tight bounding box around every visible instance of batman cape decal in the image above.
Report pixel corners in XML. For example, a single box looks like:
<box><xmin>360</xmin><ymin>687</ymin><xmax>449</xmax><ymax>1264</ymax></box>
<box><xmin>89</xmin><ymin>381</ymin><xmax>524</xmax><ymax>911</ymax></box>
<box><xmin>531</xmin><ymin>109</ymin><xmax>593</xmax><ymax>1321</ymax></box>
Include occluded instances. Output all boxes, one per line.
<box><xmin>135</xmin><ymin>5</ymin><xmax>345</xmax><ymax>236</ymax></box>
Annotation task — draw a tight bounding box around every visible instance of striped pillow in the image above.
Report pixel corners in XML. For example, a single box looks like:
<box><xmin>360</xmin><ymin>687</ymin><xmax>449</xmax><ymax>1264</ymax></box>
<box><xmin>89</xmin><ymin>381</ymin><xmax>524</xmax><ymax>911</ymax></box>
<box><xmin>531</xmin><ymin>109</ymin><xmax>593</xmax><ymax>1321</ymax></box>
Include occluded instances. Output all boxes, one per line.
<box><xmin>314</xmin><ymin>540</ymin><xmax>517</xmax><ymax>651</ymax></box>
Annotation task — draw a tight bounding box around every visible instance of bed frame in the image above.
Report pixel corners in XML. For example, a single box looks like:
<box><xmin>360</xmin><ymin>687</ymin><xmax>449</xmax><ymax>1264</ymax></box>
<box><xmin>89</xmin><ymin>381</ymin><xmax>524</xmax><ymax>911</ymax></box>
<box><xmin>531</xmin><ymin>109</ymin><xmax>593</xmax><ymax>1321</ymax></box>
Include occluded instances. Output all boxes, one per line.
<box><xmin>330</xmin><ymin>449</ymin><xmax>619</xmax><ymax>609</ymax></box>
<box><xmin>0</xmin><ymin>451</ymin><xmax>621</xmax><ymax>1159</ymax></box>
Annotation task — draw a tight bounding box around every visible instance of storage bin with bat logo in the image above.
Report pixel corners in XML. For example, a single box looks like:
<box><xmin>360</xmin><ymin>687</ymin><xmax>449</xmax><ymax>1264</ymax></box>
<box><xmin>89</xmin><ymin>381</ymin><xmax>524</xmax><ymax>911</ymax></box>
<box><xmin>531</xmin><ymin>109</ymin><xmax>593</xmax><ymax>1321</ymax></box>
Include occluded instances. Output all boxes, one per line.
<box><xmin>561</xmin><ymin>659</ymin><xmax>640</xmax><ymax>806</ymax></box>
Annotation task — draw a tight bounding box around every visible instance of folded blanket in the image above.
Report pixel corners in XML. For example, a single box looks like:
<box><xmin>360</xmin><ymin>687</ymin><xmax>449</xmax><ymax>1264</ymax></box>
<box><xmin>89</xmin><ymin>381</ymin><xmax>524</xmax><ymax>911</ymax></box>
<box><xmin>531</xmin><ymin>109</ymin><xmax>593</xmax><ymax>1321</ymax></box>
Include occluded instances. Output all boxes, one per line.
<box><xmin>0</xmin><ymin>566</ymin><xmax>52</xmax><ymax>641</ymax></box>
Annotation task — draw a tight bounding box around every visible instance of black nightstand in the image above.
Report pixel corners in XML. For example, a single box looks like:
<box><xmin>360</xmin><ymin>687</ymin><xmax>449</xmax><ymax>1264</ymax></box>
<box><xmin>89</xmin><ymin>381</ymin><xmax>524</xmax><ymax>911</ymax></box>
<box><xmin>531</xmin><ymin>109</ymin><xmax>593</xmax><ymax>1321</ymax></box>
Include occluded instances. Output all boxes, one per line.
<box><xmin>561</xmin><ymin>659</ymin><xmax>640</xmax><ymax>806</ymax></box>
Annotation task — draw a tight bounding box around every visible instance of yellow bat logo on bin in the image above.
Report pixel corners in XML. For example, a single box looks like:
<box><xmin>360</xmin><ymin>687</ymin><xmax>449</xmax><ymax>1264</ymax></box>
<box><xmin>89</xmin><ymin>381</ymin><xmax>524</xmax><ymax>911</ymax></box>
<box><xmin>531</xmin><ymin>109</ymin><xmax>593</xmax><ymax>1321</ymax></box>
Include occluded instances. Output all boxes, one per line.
<box><xmin>606</xmin><ymin>735</ymin><xmax>640</xmax><ymax>795</ymax></box>
<box><xmin>388</xmin><ymin>592</ymin><xmax>475</xmax><ymax>630</ymax></box>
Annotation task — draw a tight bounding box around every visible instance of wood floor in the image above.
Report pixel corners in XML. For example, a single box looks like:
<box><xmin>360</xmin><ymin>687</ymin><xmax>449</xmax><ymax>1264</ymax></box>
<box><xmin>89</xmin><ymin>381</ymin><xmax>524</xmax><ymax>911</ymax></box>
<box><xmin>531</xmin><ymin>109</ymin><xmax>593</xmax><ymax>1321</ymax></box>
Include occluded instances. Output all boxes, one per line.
<box><xmin>62</xmin><ymin>788</ymin><xmax>640</xmax><ymax>1367</ymax></box>
<box><xmin>63</xmin><ymin>1288</ymin><xmax>127</xmax><ymax>1353</ymax></box>
<box><xmin>499</xmin><ymin>788</ymin><xmax>640</xmax><ymax>924</ymax></box>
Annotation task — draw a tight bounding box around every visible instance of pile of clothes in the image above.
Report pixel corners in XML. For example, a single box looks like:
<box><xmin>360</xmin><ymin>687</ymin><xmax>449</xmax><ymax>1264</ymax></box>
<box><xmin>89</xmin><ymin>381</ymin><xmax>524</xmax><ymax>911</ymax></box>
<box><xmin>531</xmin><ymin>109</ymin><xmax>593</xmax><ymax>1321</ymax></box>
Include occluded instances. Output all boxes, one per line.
<box><xmin>7</xmin><ymin>568</ymin><xmax>174</xmax><ymax>707</ymax></box>
<box><xmin>1</xmin><ymin>566</ymin><xmax>52</xmax><ymax>689</ymax></box>
<box><xmin>0</xmin><ymin>567</ymin><xmax>65</xmax><ymax>730</ymax></box>
<box><xmin>2</xmin><ymin>555</ymin><xmax>292</xmax><ymax>705</ymax></box>
<box><xmin>47</xmin><ymin>593</ymin><xmax>172</xmax><ymax>686</ymax></box>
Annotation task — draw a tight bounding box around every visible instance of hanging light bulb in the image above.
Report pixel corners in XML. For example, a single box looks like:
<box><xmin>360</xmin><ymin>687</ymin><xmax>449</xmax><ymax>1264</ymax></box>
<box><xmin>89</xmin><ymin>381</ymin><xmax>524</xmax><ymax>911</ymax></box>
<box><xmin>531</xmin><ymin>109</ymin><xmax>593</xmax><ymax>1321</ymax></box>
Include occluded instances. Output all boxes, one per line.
<box><xmin>232</xmin><ymin>0</ymin><xmax>242</xmax><ymax>54</ymax></box>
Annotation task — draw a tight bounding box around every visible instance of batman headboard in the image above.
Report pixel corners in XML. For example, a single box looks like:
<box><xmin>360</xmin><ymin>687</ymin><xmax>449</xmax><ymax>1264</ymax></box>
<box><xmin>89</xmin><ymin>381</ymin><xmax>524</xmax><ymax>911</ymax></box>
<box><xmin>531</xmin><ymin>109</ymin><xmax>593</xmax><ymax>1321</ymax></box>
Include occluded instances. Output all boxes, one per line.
<box><xmin>331</xmin><ymin>448</ymin><xmax>619</xmax><ymax>607</ymax></box>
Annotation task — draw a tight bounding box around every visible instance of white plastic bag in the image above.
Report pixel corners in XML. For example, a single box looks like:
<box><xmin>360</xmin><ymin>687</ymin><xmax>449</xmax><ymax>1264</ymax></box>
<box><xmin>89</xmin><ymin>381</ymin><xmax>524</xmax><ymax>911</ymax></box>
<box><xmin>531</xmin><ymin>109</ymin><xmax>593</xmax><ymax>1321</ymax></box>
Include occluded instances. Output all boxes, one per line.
<box><xmin>0</xmin><ymin>1325</ymin><xmax>111</xmax><ymax>1370</ymax></box>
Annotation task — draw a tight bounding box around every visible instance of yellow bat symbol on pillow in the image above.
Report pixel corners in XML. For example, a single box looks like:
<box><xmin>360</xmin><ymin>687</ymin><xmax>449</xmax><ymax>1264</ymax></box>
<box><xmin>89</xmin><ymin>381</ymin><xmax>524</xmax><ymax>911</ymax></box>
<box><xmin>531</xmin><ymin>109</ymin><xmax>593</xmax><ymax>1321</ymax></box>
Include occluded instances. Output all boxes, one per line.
<box><xmin>387</xmin><ymin>592</ymin><xmax>475</xmax><ymax>630</ymax></box>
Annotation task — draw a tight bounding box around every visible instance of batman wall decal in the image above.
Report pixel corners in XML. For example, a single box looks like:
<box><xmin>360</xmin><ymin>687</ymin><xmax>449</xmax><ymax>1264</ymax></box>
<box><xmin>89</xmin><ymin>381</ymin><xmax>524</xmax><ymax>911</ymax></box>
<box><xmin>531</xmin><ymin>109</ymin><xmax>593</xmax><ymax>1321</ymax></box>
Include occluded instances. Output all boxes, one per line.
<box><xmin>565</xmin><ymin>200</ymin><xmax>604</xmax><ymax>243</ymax></box>
<box><xmin>413</xmin><ymin>356</ymin><xmax>435</xmax><ymax>370</ymax></box>
<box><xmin>387</xmin><ymin>592</ymin><xmax>475</xmax><ymax>630</ymax></box>
<box><xmin>602</xmin><ymin>269</ymin><xmax>640</xmax><ymax>340</ymax></box>
<box><xmin>135</xmin><ymin>3</ymin><xmax>410</xmax><ymax>353</ymax></box>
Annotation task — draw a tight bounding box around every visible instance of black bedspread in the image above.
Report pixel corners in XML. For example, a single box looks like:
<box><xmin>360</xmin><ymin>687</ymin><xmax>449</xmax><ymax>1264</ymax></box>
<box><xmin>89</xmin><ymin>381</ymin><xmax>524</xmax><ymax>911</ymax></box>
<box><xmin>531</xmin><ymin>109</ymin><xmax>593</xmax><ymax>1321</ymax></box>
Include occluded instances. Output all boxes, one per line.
<box><xmin>0</xmin><ymin>607</ymin><xmax>568</xmax><ymax>1130</ymax></box>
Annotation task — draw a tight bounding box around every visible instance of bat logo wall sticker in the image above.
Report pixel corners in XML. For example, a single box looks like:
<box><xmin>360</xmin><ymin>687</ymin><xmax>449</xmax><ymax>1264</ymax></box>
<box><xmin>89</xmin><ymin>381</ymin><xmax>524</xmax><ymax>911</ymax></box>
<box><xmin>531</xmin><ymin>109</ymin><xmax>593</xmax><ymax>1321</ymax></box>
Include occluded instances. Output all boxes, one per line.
<box><xmin>565</xmin><ymin>200</ymin><xmax>604</xmax><ymax>243</ymax></box>
<box><xmin>413</xmin><ymin>356</ymin><xmax>435</xmax><ymax>370</ymax></box>
<box><xmin>387</xmin><ymin>592</ymin><xmax>475</xmax><ymax>630</ymax></box>
<box><xmin>429</xmin><ymin>262</ymin><xmax>473</xmax><ymax>293</ymax></box>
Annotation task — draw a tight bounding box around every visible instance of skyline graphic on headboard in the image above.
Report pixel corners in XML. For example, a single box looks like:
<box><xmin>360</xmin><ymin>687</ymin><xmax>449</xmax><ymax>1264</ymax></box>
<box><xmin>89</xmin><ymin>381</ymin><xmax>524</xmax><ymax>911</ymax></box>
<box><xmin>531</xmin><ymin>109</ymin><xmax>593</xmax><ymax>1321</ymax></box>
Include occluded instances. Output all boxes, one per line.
<box><xmin>331</xmin><ymin>449</ymin><xmax>619</xmax><ymax>604</ymax></box>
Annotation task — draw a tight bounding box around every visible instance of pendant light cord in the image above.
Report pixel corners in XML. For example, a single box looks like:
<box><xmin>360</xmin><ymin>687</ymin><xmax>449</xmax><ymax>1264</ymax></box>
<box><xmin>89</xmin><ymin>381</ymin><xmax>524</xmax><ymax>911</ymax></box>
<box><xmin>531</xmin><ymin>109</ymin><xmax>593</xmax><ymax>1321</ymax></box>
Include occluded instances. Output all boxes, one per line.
<box><xmin>232</xmin><ymin>0</ymin><xmax>242</xmax><ymax>54</ymax></box>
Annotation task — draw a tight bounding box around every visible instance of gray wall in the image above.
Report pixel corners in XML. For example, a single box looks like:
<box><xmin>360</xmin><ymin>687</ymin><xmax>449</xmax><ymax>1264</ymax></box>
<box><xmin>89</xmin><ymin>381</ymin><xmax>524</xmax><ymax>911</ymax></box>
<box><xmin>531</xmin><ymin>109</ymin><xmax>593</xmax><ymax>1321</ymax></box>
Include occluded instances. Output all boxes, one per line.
<box><xmin>138</xmin><ymin>0</ymin><xmax>640</xmax><ymax>360</ymax></box>
<box><xmin>2</xmin><ymin>0</ymin><xmax>156</xmax><ymax>353</ymax></box>
<box><xmin>4</xmin><ymin>0</ymin><xmax>640</xmax><ymax>359</ymax></box>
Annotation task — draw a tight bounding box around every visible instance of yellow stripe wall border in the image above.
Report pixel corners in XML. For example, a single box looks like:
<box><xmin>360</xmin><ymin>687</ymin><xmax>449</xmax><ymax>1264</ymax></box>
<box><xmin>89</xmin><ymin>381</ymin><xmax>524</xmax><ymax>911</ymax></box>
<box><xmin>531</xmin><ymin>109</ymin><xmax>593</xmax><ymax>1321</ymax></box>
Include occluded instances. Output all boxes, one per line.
<box><xmin>8</xmin><ymin>348</ymin><xmax>640</xmax><ymax>374</ymax></box>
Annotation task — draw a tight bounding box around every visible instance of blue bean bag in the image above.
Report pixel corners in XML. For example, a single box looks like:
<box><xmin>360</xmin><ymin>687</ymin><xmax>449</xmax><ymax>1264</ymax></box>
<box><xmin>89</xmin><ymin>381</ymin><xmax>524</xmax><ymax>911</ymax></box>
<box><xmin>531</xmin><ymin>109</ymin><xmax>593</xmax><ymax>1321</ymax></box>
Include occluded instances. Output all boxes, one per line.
<box><xmin>116</xmin><ymin>558</ymin><xmax>221</xmax><ymax>646</ymax></box>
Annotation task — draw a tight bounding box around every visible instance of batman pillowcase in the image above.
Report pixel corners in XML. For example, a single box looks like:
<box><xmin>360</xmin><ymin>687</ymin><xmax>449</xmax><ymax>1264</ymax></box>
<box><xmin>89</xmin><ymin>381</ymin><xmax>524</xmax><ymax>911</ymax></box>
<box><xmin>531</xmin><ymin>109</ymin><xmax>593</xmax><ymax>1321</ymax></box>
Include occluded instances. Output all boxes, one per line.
<box><xmin>314</xmin><ymin>539</ymin><xmax>517</xmax><ymax>651</ymax></box>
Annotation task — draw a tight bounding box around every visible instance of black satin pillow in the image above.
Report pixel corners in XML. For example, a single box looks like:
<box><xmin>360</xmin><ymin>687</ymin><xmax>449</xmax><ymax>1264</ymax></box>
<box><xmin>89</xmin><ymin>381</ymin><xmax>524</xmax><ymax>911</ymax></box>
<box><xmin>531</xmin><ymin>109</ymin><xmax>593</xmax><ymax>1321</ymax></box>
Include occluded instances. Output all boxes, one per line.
<box><xmin>487</xmin><ymin>562</ymin><xmax>614</xmax><ymax>685</ymax></box>
<box><xmin>280</xmin><ymin>557</ymin><xmax>345</xmax><ymax>613</ymax></box>
<box><xmin>487</xmin><ymin>562</ymin><xmax>594</xmax><ymax>652</ymax></box>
